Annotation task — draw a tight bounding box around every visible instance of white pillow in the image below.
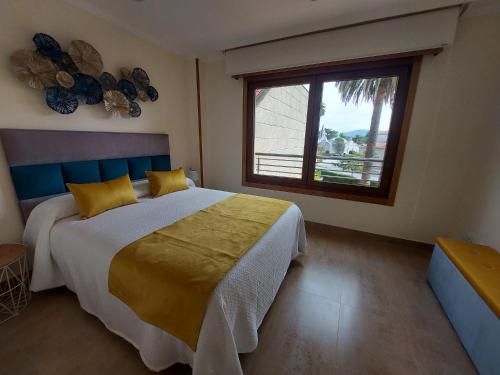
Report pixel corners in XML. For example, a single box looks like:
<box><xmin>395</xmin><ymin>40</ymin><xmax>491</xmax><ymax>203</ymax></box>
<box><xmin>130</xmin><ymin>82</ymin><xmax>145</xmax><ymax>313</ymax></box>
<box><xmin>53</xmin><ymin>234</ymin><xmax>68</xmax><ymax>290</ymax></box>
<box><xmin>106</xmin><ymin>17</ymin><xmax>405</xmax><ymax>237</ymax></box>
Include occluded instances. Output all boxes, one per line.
<box><xmin>132</xmin><ymin>179</ymin><xmax>150</xmax><ymax>198</ymax></box>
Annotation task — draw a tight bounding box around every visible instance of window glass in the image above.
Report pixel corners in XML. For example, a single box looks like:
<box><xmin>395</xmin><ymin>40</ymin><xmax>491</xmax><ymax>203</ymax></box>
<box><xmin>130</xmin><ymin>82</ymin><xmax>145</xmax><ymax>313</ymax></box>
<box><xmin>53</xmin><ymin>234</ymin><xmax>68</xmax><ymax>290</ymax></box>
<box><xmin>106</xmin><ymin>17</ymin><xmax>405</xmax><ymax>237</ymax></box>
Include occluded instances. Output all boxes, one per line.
<box><xmin>253</xmin><ymin>84</ymin><xmax>309</xmax><ymax>179</ymax></box>
<box><xmin>314</xmin><ymin>77</ymin><xmax>398</xmax><ymax>187</ymax></box>
<box><xmin>243</xmin><ymin>56</ymin><xmax>418</xmax><ymax>204</ymax></box>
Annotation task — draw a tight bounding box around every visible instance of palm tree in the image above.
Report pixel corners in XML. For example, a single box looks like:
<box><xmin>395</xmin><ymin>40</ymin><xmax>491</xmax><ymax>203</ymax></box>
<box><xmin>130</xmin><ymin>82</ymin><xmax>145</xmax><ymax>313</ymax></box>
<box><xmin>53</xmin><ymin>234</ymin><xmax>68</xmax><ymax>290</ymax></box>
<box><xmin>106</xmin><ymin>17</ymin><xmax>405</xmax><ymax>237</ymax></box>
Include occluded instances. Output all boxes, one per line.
<box><xmin>335</xmin><ymin>77</ymin><xmax>398</xmax><ymax>185</ymax></box>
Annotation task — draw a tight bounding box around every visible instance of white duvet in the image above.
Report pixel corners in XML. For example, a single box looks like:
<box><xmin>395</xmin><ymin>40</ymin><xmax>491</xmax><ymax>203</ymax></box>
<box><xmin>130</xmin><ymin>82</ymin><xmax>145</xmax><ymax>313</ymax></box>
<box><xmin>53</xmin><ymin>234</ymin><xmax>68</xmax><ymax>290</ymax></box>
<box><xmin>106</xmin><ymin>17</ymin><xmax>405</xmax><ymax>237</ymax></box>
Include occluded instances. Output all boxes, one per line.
<box><xmin>23</xmin><ymin>182</ymin><xmax>307</xmax><ymax>374</ymax></box>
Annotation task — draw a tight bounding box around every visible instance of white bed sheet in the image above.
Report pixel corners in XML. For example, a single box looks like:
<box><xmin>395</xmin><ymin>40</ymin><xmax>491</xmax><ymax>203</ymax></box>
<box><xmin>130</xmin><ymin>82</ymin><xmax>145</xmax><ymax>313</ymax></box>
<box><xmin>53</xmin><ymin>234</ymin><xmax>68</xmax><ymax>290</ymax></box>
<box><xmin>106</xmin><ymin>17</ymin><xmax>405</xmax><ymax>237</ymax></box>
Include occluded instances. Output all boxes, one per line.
<box><xmin>24</xmin><ymin>187</ymin><xmax>306</xmax><ymax>374</ymax></box>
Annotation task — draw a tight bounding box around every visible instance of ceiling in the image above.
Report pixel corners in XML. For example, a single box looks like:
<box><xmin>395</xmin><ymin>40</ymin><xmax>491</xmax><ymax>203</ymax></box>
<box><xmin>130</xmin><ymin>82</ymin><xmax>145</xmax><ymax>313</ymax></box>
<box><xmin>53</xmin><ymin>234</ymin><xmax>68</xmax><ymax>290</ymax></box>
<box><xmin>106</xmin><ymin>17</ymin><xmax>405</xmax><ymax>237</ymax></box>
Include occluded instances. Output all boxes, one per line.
<box><xmin>66</xmin><ymin>0</ymin><xmax>471</xmax><ymax>59</ymax></box>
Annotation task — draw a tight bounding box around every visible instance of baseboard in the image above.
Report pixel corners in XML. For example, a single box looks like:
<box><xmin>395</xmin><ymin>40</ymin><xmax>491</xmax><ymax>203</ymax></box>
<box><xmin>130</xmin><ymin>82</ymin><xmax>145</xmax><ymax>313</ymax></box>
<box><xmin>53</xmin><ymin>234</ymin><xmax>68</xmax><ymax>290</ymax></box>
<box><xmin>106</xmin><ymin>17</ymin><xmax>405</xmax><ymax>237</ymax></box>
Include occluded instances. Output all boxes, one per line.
<box><xmin>304</xmin><ymin>221</ymin><xmax>434</xmax><ymax>251</ymax></box>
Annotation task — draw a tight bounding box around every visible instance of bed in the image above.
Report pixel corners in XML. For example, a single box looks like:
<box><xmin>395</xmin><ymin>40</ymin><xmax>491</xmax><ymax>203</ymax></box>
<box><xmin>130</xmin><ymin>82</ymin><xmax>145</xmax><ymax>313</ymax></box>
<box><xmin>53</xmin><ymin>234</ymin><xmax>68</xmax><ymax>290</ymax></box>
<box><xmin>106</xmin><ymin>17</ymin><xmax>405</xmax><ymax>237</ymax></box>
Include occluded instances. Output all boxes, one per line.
<box><xmin>0</xmin><ymin>129</ymin><xmax>307</xmax><ymax>374</ymax></box>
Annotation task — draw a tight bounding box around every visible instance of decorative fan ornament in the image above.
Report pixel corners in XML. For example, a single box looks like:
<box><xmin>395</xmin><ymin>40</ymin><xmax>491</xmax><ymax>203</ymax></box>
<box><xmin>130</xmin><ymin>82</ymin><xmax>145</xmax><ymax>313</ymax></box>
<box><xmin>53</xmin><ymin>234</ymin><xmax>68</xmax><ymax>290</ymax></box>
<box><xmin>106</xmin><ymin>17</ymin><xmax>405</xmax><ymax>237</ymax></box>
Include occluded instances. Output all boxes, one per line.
<box><xmin>137</xmin><ymin>90</ymin><xmax>148</xmax><ymax>102</ymax></box>
<box><xmin>120</xmin><ymin>67</ymin><xmax>132</xmax><ymax>81</ymax></box>
<box><xmin>132</xmin><ymin>67</ymin><xmax>150</xmax><ymax>87</ymax></box>
<box><xmin>51</xmin><ymin>51</ymin><xmax>79</xmax><ymax>74</ymax></box>
<box><xmin>146</xmin><ymin>85</ymin><xmax>159</xmax><ymax>102</ymax></box>
<box><xmin>12</xmin><ymin>32</ymin><xmax>159</xmax><ymax>117</ymax></box>
<box><xmin>68</xmin><ymin>40</ymin><xmax>103</xmax><ymax>76</ymax></box>
<box><xmin>45</xmin><ymin>86</ymin><xmax>79</xmax><ymax>114</ymax></box>
<box><xmin>33</xmin><ymin>33</ymin><xmax>61</xmax><ymax>58</ymax></box>
<box><xmin>72</xmin><ymin>73</ymin><xmax>103</xmax><ymax>105</ymax></box>
<box><xmin>129</xmin><ymin>101</ymin><xmax>141</xmax><ymax>118</ymax></box>
<box><xmin>56</xmin><ymin>71</ymin><xmax>74</xmax><ymax>88</ymax></box>
<box><xmin>10</xmin><ymin>49</ymin><xmax>57</xmax><ymax>89</ymax></box>
<box><xmin>103</xmin><ymin>90</ymin><xmax>130</xmax><ymax>117</ymax></box>
<box><xmin>99</xmin><ymin>72</ymin><xmax>117</xmax><ymax>90</ymax></box>
<box><xmin>117</xmin><ymin>79</ymin><xmax>137</xmax><ymax>101</ymax></box>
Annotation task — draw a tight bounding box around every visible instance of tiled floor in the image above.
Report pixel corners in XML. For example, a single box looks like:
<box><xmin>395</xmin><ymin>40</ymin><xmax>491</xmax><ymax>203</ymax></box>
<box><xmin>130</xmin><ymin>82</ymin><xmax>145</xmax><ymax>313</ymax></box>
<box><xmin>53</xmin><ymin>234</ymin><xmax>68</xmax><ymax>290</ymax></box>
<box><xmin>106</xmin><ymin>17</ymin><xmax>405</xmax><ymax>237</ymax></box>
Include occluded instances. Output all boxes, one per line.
<box><xmin>0</xmin><ymin>223</ymin><xmax>477</xmax><ymax>374</ymax></box>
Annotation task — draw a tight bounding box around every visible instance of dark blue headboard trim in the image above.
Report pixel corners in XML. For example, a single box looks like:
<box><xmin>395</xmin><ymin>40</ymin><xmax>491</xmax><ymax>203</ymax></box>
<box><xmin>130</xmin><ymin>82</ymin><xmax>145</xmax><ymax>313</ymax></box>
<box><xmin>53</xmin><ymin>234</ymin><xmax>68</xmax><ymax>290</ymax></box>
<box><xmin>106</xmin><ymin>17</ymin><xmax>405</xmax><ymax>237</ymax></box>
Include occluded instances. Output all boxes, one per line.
<box><xmin>10</xmin><ymin>154</ymin><xmax>171</xmax><ymax>200</ymax></box>
<box><xmin>10</xmin><ymin>164</ymin><xmax>66</xmax><ymax>201</ymax></box>
<box><xmin>62</xmin><ymin>160</ymin><xmax>101</xmax><ymax>185</ymax></box>
<box><xmin>128</xmin><ymin>156</ymin><xmax>153</xmax><ymax>180</ymax></box>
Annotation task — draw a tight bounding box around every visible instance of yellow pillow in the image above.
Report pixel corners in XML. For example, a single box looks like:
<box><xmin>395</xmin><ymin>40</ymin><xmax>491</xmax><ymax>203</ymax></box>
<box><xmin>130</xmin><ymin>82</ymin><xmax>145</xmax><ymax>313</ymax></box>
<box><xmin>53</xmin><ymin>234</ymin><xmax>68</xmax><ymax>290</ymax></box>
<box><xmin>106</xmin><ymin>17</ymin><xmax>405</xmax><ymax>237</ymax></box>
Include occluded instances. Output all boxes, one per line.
<box><xmin>67</xmin><ymin>175</ymin><xmax>138</xmax><ymax>219</ymax></box>
<box><xmin>146</xmin><ymin>169</ymin><xmax>189</xmax><ymax>197</ymax></box>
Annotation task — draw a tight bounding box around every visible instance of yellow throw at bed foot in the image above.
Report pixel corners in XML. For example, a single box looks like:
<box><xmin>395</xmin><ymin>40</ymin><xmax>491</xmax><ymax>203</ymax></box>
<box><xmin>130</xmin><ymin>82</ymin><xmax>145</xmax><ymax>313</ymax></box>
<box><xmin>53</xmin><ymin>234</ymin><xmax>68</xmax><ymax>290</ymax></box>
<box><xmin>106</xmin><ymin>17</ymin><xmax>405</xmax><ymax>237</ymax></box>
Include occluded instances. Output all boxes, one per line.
<box><xmin>108</xmin><ymin>193</ymin><xmax>292</xmax><ymax>351</ymax></box>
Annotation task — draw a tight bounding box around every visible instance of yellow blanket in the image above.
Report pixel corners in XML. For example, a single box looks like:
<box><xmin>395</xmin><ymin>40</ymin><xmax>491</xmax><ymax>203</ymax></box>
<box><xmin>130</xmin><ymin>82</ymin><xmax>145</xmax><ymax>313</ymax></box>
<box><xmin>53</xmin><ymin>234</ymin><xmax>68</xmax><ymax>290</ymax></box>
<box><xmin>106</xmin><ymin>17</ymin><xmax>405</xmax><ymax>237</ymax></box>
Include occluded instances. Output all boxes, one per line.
<box><xmin>108</xmin><ymin>194</ymin><xmax>292</xmax><ymax>351</ymax></box>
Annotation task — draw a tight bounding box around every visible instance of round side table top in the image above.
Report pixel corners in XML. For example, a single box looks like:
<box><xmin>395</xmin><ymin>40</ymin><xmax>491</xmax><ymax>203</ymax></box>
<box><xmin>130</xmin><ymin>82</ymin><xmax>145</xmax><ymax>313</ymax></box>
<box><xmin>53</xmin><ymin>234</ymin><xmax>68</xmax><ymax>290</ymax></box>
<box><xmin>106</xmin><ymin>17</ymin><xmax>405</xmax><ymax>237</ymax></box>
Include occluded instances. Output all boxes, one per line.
<box><xmin>0</xmin><ymin>244</ymin><xmax>26</xmax><ymax>268</ymax></box>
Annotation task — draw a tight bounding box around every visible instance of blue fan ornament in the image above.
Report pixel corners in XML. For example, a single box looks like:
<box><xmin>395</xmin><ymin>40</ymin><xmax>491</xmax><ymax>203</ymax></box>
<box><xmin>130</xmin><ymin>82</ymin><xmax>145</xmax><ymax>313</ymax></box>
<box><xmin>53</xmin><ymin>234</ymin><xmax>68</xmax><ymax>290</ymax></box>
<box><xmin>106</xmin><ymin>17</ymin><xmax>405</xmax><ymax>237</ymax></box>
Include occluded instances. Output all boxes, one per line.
<box><xmin>132</xmin><ymin>67</ymin><xmax>150</xmax><ymax>88</ymax></box>
<box><xmin>117</xmin><ymin>79</ymin><xmax>137</xmax><ymax>101</ymax></box>
<box><xmin>129</xmin><ymin>101</ymin><xmax>141</xmax><ymax>118</ymax></box>
<box><xmin>33</xmin><ymin>33</ymin><xmax>61</xmax><ymax>58</ymax></box>
<box><xmin>99</xmin><ymin>72</ymin><xmax>117</xmax><ymax>91</ymax></box>
<box><xmin>52</xmin><ymin>51</ymin><xmax>79</xmax><ymax>74</ymax></box>
<box><xmin>45</xmin><ymin>86</ymin><xmax>79</xmax><ymax>114</ymax></box>
<box><xmin>72</xmin><ymin>73</ymin><xmax>103</xmax><ymax>105</ymax></box>
<box><xmin>146</xmin><ymin>86</ymin><xmax>158</xmax><ymax>102</ymax></box>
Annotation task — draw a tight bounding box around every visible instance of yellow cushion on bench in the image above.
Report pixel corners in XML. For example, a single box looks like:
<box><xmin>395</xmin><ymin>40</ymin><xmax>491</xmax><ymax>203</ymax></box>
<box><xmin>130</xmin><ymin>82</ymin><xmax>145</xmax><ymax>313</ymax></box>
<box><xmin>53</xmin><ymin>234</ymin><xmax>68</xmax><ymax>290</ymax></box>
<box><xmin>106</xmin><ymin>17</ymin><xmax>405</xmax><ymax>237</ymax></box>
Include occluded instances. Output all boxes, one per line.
<box><xmin>436</xmin><ymin>237</ymin><xmax>500</xmax><ymax>318</ymax></box>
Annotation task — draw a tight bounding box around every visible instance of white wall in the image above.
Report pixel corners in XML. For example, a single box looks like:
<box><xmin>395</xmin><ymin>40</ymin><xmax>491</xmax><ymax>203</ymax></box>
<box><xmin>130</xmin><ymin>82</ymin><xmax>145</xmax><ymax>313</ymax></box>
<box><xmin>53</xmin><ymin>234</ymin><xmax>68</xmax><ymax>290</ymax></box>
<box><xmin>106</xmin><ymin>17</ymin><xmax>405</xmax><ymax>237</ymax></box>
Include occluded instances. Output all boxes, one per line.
<box><xmin>452</xmin><ymin>12</ymin><xmax>500</xmax><ymax>250</ymax></box>
<box><xmin>200</xmin><ymin>11</ymin><xmax>500</xmax><ymax>246</ymax></box>
<box><xmin>0</xmin><ymin>0</ymin><xmax>198</xmax><ymax>243</ymax></box>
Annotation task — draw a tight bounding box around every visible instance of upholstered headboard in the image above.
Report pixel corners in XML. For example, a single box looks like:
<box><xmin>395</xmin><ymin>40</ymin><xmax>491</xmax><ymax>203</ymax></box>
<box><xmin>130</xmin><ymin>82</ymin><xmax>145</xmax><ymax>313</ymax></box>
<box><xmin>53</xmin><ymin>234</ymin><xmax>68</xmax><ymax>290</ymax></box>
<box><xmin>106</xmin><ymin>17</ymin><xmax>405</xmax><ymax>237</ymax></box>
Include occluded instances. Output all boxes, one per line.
<box><xmin>0</xmin><ymin>129</ymin><xmax>171</xmax><ymax>221</ymax></box>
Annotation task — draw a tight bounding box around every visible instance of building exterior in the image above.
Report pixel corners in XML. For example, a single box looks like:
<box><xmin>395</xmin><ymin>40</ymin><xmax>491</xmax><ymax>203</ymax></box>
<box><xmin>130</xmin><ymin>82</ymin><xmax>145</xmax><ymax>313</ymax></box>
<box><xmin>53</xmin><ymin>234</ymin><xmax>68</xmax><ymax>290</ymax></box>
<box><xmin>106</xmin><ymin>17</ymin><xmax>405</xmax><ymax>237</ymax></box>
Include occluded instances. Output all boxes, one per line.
<box><xmin>317</xmin><ymin>127</ymin><xmax>360</xmax><ymax>155</ymax></box>
<box><xmin>254</xmin><ymin>85</ymin><xmax>309</xmax><ymax>155</ymax></box>
<box><xmin>253</xmin><ymin>85</ymin><xmax>309</xmax><ymax>177</ymax></box>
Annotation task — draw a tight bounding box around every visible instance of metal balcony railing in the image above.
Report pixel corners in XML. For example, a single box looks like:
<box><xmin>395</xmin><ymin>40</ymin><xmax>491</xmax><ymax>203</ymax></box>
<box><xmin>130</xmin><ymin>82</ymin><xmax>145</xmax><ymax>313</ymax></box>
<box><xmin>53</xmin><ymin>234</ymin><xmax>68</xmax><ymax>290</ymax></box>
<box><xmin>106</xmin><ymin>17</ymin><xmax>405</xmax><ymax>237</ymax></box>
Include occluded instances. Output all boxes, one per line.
<box><xmin>254</xmin><ymin>152</ymin><xmax>384</xmax><ymax>185</ymax></box>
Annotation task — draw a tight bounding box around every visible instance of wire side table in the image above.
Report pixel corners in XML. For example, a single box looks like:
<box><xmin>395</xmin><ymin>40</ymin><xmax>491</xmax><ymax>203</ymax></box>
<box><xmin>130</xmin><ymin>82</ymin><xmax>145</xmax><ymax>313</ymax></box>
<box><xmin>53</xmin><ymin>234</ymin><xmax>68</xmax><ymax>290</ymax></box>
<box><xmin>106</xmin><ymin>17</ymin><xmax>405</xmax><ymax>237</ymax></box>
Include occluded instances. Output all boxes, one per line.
<box><xmin>0</xmin><ymin>244</ymin><xmax>31</xmax><ymax>323</ymax></box>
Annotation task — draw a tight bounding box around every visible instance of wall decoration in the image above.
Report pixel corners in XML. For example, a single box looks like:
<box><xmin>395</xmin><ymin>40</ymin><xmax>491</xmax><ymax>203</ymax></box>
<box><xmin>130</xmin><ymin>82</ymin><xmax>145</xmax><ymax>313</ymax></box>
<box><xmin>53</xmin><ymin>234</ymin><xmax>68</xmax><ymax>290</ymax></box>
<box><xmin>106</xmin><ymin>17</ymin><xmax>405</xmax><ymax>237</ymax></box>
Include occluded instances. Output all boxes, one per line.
<box><xmin>10</xmin><ymin>32</ymin><xmax>159</xmax><ymax>118</ymax></box>
<box><xmin>132</xmin><ymin>67</ymin><xmax>150</xmax><ymax>87</ymax></box>
<box><xmin>146</xmin><ymin>86</ymin><xmax>159</xmax><ymax>102</ymax></box>
<box><xmin>73</xmin><ymin>73</ymin><xmax>103</xmax><ymax>105</ymax></box>
<box><xmin>117</xmin><ymin>79</ymin><xmax>137</xmax><ymax>101</ymax></box>
<box><xmin>103</xmin><ymin>90</ymin><xmax>130</xmax><ymax>117</ymax></box>
<box><xmin>33</xmin><ymin>33</ymin><xmax>61</xmax><ymax>58</ymax></box>
<box><xmin>56</xmin><ymin>71</ymin><xmax>74</xmax><ymax>88</ymax></box>
<box><xmin>120</xmin><ymin>67</ymin><xmax>132</xmax><ymax>81</ymax></box>
<box><xmin>10</xmin><ymin>50</ymin><xmax>57</xmax><ymax>89</ymax></box>
<box><xmin>99</xmin><ymin>72</ymin><xmax>117</xmax><ymax>90</ymax></box>
<box><xmin>67</xmin><ymin>40</ymin><xmax>103</xmax><ymax>76</ymax></box>
<box><xmin>45</xmin><ymin>86</ymin><xmax>79</xmax><ymax>114</ymax></box>
<box><xmin>52</xmin><ymin>51</ymin><xmax>79</xmax><ymax>74</ymax></box>
<box><xmin>129</xmin><ymin>101</ymin><xmax>141</xmax><ymax>118</ymax></box>
<box><xmin>137</xmin><ymin>90</ymin><xmax>148</xmax><ymax>102</ymax></box>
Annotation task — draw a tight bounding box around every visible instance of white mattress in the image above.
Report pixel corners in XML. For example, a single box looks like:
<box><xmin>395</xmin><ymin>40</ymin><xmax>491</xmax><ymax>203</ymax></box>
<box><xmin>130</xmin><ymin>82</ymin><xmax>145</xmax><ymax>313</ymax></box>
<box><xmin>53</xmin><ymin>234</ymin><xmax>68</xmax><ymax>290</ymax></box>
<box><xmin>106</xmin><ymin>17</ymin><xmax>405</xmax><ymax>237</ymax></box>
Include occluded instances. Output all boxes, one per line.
<box><xmin>24</xmin><ymin>186</ymin><xmax>307</xmax><ymax>374</ymax></box>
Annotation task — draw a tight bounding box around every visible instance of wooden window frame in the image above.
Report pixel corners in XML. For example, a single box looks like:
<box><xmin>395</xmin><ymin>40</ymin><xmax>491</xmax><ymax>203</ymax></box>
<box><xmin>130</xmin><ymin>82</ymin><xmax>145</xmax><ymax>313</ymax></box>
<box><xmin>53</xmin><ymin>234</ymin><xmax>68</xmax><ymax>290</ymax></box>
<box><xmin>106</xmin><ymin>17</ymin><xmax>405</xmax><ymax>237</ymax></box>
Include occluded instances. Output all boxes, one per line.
<box><xmin>242</xmin><ymin>54</ymin><xmax>423</xmax><ymax>205</ymax></box>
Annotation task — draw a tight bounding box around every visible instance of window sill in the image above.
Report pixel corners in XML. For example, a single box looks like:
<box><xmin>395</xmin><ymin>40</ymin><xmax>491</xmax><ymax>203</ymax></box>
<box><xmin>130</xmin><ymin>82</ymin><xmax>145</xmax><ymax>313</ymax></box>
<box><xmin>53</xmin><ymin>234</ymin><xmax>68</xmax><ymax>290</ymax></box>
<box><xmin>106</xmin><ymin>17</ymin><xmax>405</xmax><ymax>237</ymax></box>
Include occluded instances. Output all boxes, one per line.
<box><xmin>242</xmin><ymin>180</ymin><xmax>396</xmax><ymax>206</ymax></box>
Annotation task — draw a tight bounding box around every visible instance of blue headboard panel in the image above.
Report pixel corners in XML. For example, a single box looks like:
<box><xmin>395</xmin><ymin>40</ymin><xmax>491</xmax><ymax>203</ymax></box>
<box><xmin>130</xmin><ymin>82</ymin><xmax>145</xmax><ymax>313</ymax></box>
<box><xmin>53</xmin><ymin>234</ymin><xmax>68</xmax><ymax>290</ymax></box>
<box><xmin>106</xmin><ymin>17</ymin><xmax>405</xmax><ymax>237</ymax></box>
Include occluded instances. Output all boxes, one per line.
<box><xmin>0</xmin><ymin>129</ymin><xmax>171</xmax><ymax>221</ymax></box>
<box><xmin>9</xmin><ymin>154</ymin><xmax>171</xmax><ymax>200</ymax></box>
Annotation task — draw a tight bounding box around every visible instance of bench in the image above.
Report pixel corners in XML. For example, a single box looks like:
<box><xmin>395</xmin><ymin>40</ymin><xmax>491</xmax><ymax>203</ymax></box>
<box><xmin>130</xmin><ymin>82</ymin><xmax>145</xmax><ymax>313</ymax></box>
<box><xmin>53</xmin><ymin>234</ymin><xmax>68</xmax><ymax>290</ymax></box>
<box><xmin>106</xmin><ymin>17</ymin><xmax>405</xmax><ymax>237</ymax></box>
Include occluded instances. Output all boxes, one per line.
<box><xmin>427</xmin><ymin>237</ymin><xmax>499</xmax><ymax>375</ymax></box>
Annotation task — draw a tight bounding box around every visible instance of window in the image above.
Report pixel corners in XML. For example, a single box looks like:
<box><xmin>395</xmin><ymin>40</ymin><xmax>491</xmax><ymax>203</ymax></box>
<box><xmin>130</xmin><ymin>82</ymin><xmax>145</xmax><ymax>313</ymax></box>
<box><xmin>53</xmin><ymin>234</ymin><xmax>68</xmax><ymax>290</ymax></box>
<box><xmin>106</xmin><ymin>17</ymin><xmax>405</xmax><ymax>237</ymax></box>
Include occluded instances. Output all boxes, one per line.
<box><xmin>243</xmin><ymin>56</ymin><xmax>421</xmax><ymax>205</ymax></box>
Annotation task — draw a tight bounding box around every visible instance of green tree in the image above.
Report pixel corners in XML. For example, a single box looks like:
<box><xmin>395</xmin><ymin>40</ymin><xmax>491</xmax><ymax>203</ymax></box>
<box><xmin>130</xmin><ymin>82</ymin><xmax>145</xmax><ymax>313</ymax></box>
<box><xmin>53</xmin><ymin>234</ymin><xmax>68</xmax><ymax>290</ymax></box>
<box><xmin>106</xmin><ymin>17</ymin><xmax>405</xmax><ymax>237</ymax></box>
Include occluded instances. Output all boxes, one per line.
<box><xmin>320</xmin><ymin>101</ymin><xmax>326</xmax><ymax>117</ymax></box>
<box><xmin>353</xmin><ymin>134</ymin><xmax>368</xmax><ymax>145</ymax></box>
<box><xmin>332</xmin><ymin>137</ymin><xmax>346</xmax><ymax>155</ymax></box>
<box><xmin>335</xmin><ymin>78</ymin><xmax>397</xmax><ymax>185</ymax></box>
<box><xmin>324</xmin><ymin>128</ymin><xmax>338</xmax><ymax>140</ymax></box>
<box><xmin>340</xmin><ymin>151</ymin><xmax>364</xmax><ymax>174</ymax></box>
<box><xmin>316</xmin><ymin>145</ymin><xmax>329</xmax><ymax>155</ymax></box>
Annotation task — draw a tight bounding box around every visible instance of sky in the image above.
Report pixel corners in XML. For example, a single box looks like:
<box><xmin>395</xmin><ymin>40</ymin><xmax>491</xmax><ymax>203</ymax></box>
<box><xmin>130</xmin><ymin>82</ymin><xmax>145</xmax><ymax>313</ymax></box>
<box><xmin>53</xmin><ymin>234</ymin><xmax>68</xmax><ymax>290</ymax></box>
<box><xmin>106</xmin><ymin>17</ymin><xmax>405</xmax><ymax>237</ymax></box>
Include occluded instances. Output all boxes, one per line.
<box><xmin>320</xmin><ymin>82</ymin><xmax>393</xmax><ymax>133</ymax></box>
